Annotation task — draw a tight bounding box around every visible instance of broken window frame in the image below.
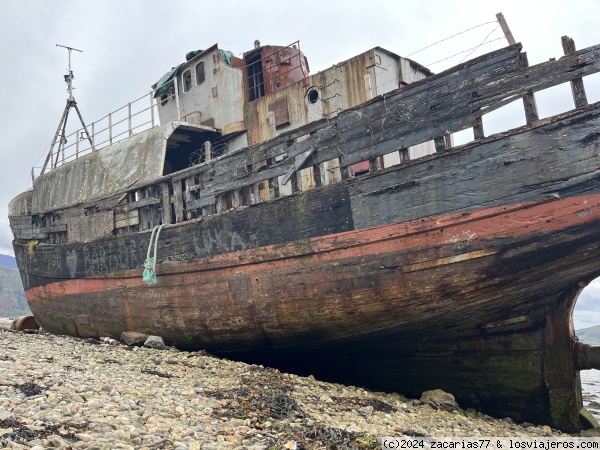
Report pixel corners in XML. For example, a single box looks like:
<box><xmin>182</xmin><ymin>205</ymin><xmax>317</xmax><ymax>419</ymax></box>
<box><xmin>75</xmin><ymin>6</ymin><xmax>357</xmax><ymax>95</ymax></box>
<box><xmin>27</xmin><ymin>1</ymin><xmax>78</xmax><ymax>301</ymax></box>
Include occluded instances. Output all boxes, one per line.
<box><xmin>196</xmin><ymin>62</ymin><xmax>205</xmax><ymax>86</ymax></box>
<box><xmin>182</xmin><ymin>69</ymin><xmax>192</xmax><ymax>93</ymax></box>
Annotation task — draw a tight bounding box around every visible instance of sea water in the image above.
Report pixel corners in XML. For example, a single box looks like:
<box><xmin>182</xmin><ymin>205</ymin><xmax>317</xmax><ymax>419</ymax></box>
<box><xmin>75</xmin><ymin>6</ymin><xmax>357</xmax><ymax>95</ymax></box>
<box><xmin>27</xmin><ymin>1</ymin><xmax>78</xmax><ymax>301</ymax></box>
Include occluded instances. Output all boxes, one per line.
<box><xmin>581</xmin><ymin>369</ymin><xmax>600</xmax><ymax>418</ymax></box>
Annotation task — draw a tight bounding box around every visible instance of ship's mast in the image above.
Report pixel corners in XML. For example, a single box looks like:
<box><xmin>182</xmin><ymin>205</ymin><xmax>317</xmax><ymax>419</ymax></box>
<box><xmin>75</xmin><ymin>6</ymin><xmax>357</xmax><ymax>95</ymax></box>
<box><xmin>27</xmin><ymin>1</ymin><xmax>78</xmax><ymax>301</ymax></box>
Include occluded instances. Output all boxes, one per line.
<box><xmin>40</xmin><ymin>44</ymin><xmax>93</xmax><ymax>175</ymax></box>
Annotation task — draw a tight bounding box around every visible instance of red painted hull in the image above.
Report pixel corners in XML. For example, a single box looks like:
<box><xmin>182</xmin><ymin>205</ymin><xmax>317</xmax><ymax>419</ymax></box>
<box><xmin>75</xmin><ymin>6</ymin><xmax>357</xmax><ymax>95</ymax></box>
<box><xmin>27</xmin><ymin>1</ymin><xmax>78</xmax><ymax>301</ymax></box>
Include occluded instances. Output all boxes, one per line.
<box><xmin>24</xmin><ymin>194</ymin><xmax>600</xmax><ymax>350</ymax></box>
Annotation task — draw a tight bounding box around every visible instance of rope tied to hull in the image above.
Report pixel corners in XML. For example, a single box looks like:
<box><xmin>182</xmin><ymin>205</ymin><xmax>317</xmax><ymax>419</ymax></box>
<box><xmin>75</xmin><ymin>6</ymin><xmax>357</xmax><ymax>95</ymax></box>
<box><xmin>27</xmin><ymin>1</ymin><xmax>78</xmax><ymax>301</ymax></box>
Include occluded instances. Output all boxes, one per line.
<box><xmin>143</xmin><ymin>224</ymin><xmax>165</xmax><ymax>285</ymax></box>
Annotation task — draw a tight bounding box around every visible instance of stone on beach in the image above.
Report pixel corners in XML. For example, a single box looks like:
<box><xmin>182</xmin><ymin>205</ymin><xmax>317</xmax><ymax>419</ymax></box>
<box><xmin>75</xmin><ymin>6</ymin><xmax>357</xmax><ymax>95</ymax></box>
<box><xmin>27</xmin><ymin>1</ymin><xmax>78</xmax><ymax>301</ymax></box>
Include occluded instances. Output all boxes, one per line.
<box><xmin>120</xmin><ymin>331</ymin><xmax>149</xmax><ymax>346</ymax></box>
<box><xmin>143</xmin><ymin>335</ymin><xmax>169</xmax><ymax>350</ymax></box>
<box><xmin>0</xmin><ymin>329</ymin><xmax>573</xmax><ymax>450</ymax></box>
<box><xmin>420</xmin><ymin>389</ymin><xmax>459</xmax><ymax>411</ymax></box>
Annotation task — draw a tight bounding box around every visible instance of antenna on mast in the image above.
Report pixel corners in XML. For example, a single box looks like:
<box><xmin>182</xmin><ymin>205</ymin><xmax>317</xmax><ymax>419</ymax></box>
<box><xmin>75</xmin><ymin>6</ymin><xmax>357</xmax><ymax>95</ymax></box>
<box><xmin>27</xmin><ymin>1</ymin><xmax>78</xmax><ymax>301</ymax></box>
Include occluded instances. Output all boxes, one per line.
<box><xmin>40</xmin><ymin>44</ymin><xmax>94</xmax><ymax>175</ymax></box>
<box><xmin>56</xmin><ymin>44</ymin><xmax>81</xmax><ymax>101</ymax></box>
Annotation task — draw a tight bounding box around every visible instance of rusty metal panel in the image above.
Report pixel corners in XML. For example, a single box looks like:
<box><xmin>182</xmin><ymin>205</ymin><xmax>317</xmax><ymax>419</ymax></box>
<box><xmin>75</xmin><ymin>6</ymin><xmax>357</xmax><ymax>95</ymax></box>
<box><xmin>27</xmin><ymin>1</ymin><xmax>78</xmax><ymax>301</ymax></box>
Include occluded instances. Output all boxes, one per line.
<box><xmin>244</xmin><ymin>46</ymin><xmax>432</xmax><ymax>146</ymax></box>
<box><xmin>268</xmin><ymin>97</ymin><xmax>290</xmax><ymax>128</ymax></box>
<box><xmin>340</xmin><ymin>53</ymin><xmax>370</xmax><ymax>107</ymax></box>
<box><xmin>260</xmin><ymin>45</ymin><xmax>308</xmax><ymax>95</ymax></box>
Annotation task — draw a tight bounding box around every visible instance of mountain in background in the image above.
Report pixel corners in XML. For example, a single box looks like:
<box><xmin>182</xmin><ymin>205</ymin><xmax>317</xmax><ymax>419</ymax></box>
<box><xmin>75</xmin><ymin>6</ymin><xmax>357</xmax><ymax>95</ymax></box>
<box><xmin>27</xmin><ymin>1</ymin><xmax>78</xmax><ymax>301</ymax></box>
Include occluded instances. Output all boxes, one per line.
<box><xmin>0</xmin><ymin>254</ymin><xmax>16</xmax><ymax>268</ymax></box>
<box><xmin>577</xmin><ymin>325</ymin><xmax>600</xmax><ymax>346</ymax></box>
<box><xmin>0</xmin><ymin>254</ymin><xmax>31</xmax><ymax>318</ymax></box>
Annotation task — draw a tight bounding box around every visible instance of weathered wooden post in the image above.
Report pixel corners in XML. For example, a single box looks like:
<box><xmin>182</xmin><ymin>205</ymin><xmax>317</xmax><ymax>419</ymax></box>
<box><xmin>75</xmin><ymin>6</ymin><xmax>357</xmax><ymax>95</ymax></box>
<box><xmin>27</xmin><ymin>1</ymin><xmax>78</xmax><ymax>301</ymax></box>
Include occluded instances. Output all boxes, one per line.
<box><xmin>562</xmin><ymin>36</ymin><xmax>588</xmax><ymax>108</ymax></box>
<box><xmin>519</xmin><ymin>53</ymin><xmax>539</xmax><ymax>123</ymax></box>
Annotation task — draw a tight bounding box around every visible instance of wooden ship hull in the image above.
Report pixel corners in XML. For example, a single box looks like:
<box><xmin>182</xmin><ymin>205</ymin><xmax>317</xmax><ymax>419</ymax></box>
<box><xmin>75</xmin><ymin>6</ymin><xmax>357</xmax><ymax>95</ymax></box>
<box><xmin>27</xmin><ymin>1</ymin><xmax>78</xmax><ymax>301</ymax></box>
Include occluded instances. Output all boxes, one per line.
<box><xmin>8</xmin><ymin>35</ymin><xmax>600</xmax><ymax>431</ymax></box>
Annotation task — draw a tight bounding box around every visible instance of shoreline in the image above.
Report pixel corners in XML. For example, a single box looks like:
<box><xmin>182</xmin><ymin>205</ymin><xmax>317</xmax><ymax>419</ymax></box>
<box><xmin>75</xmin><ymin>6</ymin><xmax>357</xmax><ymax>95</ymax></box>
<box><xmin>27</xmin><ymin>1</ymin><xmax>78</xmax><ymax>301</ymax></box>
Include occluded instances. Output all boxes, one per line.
<box><xmin>0</xmin><ymin>318</ymin><xmax>12</xmax><ymax>330</ymax></box>
<box><xmin>0</xmin><ymin>329</ymin><xmax>576</xmax><ymax>450</ymax></box>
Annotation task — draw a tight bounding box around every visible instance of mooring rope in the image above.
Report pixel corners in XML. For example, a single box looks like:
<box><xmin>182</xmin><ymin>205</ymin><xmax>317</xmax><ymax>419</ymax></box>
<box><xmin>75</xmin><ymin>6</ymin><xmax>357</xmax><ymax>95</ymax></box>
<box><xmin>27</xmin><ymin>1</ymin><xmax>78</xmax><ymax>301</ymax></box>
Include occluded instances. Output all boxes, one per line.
<box><xmin>143</xmin><ymin>224</ymin><xmax>165</xmax><ymax>285</ymax></box>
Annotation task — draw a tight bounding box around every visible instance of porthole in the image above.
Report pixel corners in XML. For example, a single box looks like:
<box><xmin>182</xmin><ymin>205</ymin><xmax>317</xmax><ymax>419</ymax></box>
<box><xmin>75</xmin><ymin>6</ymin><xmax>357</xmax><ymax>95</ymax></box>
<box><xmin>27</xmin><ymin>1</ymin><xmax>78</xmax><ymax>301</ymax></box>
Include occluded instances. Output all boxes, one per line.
<box><xmin>307</xmin><ymin>88</ymin><xmax>319</xmax><ymax>104</ymax></box>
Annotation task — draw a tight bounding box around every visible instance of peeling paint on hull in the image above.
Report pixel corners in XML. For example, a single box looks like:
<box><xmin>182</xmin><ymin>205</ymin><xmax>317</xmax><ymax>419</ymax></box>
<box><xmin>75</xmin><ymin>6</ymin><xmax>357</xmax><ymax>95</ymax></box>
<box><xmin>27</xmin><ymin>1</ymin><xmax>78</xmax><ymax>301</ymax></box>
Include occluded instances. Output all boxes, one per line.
<box><xmin>23</xmin><ymin>194</ymin><xmax>600</xmax><ymax>343</ymax></box>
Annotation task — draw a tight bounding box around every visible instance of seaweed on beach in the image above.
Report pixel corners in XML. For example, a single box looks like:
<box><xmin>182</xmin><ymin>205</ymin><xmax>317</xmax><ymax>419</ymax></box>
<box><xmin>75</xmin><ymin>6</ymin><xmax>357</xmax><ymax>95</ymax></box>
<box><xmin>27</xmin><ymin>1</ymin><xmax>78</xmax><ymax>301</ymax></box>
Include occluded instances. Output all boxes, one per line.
<box><xmin>205</xmin><ymin>366</ymin><xmax>303</xmax><ymax>420</ymax></box>
<box><xmin>207</xmin><ymin>389</ymin><xmax>305</xmax><ymax>420</ymax></box>
<box><xmin>0</xmin><ymin>418</ymin><xmax>81</xmax><ymax>446</ymax></box>
<box><xmin>263</xmin><ymin>422</ymin><xmax>379</xmax><ymax>450</ymax></box>
<box><xmin>16</xmin><ymin>382</ymin><xmax>44</xmax><ymax>397</ymax></box>
<box><xmin>250</xmin><ymin>393</ymin><xmax>305</xmax><ymax>420</ymax></box>
<box><xmin>302</xmin><ymin>424</ymin><xmax>379</xmax><ymax>450</ymax></box>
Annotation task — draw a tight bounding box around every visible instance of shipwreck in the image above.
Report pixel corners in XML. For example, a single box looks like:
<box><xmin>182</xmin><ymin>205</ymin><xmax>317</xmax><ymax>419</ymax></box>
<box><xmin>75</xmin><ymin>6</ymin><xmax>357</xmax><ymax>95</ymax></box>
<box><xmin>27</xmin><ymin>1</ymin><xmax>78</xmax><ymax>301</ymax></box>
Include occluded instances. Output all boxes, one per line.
<box><xmin>8</xmin><ymin>17</ymin><xmax>600</xmax><ymax>431</ymax></box>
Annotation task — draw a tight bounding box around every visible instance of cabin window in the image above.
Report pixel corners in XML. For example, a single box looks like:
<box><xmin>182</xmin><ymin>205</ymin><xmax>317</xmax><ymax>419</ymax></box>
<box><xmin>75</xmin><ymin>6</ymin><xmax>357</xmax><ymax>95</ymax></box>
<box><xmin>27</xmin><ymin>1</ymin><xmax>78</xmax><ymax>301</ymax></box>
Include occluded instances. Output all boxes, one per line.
<box><xmin>246</xmin><ymin>53</ymin><xmax>265</xmax><ymax>101</ymax></box>
<box><xmin>182</xmin><ymin>69</ymin><xmax>192</xmax><ymax>93</ymax></box>
<box><xmin>196</xmin><ymin>62</ymin><xmax>205</xmax><ymax>85</ymax></box>
<box><xmin>160</xmin><ymin>87</ymin><xmax>174</xmax><ymax>106</ymax></box>
<box><xmin>307</xmin><ymin>88</ymin><xmax>319</xmax><ymax>104</ymax></box>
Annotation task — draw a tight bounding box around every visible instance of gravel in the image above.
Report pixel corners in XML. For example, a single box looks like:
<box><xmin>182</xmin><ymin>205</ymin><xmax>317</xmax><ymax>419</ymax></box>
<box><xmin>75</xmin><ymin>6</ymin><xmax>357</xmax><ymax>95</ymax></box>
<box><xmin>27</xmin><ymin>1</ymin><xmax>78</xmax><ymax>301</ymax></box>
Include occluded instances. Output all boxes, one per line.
<box><xmin>0</xmin><ymin>328</ymin><xmax>567</xmax><ymax>449</ymax></box>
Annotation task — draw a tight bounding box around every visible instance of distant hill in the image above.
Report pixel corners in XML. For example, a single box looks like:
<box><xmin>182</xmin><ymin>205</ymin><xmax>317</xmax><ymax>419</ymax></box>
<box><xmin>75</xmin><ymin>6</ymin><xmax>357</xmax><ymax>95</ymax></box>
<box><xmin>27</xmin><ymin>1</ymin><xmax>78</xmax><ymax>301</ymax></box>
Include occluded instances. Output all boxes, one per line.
<box><xmin>576</xmin><ymin>325</ymin><xmax>600</xmax><ymax>346</ymax></box>
<box><xmin>0</xmin><ymin>264</ymin><xmax>30</xmax><ymax>318</ymax></box>
<box><xmin>0</xmin><ymin>254</ymin><xmax>16</xmax><ymax>269</ymax></box>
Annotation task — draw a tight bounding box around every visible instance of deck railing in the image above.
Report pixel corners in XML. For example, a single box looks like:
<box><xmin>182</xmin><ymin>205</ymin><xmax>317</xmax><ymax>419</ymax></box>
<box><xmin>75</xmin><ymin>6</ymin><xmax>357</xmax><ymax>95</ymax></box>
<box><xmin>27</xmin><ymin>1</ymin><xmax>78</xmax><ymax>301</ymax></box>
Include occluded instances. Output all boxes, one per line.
<box><xmin>34</xmin><ymin>87</ymin><xmax>179</xmax><ymax>181</ymax></box>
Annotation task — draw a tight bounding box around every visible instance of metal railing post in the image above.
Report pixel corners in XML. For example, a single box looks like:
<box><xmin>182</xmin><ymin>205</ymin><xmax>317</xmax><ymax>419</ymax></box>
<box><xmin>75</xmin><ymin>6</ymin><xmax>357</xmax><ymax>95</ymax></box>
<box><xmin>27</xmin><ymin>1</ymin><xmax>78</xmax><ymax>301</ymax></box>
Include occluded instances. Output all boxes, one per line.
<box><xmin>150</xmin><ymin>92</ymin><xmax>155</xmax><ymax>128</ymax></box>
<box><xmin>91</xmin><ymin>122</ymin><xmax>95</xmax><ymax>151</ymax></box>
<box><xmin>174</xmin><ymin>77</ymin><xmax>181</xmax><ymax>120</ymax></box>
<box><xmin>128</xmin><ymin>102</ymin><xmax>132</xmax><ymax>136</ymax></box>
<box><xmin>109</xmin><ymin>113</ymin><xmax>113</xmax><ymax>145</ymax></box>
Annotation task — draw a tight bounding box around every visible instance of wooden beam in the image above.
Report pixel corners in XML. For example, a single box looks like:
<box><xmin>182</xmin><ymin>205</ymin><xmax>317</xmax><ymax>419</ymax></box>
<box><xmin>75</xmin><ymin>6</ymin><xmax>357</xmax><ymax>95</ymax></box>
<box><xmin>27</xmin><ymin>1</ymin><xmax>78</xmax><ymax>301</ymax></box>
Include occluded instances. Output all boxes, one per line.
<box><xmin>562</xmin><ymin>36</ymin><xmax>588</xmax><ymax>108</ymax></box>
<box><xmin>126</xmin><ymin>196</ymin><xmax>161</xmax><ymax>211</ymax></box>
<box><xmin>496</xmin><ymin>13</ymin><xmax>516</xmax><ymax>45</ymax></box>
<box><xmin>186</xmin><ymin>195</ymin><xmax>216</xmax><ymax>211</ymax></box>
<box><xmin>160</xmin><ymin>182</ymin><xmax>172</xmax><ymax>225</ymax></box>
<box><xmin>115</xmin><ymin>210</ymin><xmax>139</xmax><ymax>229</ymax></box>
<box><xmin>519</xmin><ymin>53</ymin><xmax>539</xmax><ymax>123</ymax></box>
<box><xmin>173</xmin><ymin>180</ymin><xmax>185</xmax><ymax>223</ymax></box>
<box><xmin>282</xmin><ymin>147</ymin><xmax>316</xmax><ymax>185</ymax></box>
<box><xmin>369</xmin><ymin>157</ymin><xmax>382</xmax><ymax>172</ymax></box>
<box><xmin>473</xmin><ymin>115</ymin><xmax>485</xmax><ymax>140</ymax></box>
<box><xmin>149</xmin><ymin>187</ymin><xmax>160</xmax><ymax>227</ymax></box>
<box><xmin>269</xmin><ymin>177</ymin><xmax>280</xmax><ymax>199</ymax></box>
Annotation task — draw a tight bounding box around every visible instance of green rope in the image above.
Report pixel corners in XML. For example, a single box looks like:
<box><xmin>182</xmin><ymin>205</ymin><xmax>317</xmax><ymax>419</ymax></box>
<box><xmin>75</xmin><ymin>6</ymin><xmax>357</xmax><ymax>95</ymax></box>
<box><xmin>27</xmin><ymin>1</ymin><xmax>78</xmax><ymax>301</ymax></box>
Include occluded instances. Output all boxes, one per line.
<box><xmin>143</xmin><ymin>224</ymin><xmax>165</xmax><ymax>285</ymax></box>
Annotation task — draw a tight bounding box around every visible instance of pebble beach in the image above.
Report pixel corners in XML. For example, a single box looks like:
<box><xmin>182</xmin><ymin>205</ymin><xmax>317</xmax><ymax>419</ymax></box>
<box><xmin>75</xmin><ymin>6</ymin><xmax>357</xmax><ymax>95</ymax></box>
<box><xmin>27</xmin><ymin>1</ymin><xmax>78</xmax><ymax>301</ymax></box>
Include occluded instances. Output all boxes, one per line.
<box><xmin>0</xmin><ymin>325</ymin><xmax>575</xmax><ymax>450</ymax></box>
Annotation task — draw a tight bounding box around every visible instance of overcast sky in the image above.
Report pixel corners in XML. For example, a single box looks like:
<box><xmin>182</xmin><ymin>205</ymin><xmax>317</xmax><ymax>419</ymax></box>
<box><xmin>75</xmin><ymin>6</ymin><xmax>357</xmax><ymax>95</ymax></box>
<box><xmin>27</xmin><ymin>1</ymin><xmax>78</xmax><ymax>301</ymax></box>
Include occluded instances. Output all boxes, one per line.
<box><xmin>1</xmin><ymin>0</ymin><xmax>599</xmax><ymax>328</ymax></box>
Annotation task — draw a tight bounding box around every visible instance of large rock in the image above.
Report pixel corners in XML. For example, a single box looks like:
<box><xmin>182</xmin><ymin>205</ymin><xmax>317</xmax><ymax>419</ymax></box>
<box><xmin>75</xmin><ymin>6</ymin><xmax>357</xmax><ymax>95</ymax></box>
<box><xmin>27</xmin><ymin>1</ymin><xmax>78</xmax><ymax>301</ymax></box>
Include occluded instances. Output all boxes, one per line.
<box><xmin>120</xmin><ymin>331</ymin><xmax>149</xmax><ymax>346</ymax></box>
<box><xmin>11</xmin><ymin>315</ymin><xmax>39</xmax><ymax>332</ymax></box>
<box><xmin>143</xmin><ymin>335</ymin><xmax>170</xmax><ymax>350</ymax></box>
<box><xmin>420</xmin><ymin>389</ymin><xmax>459</xmax><ymax>411</ymax></box>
